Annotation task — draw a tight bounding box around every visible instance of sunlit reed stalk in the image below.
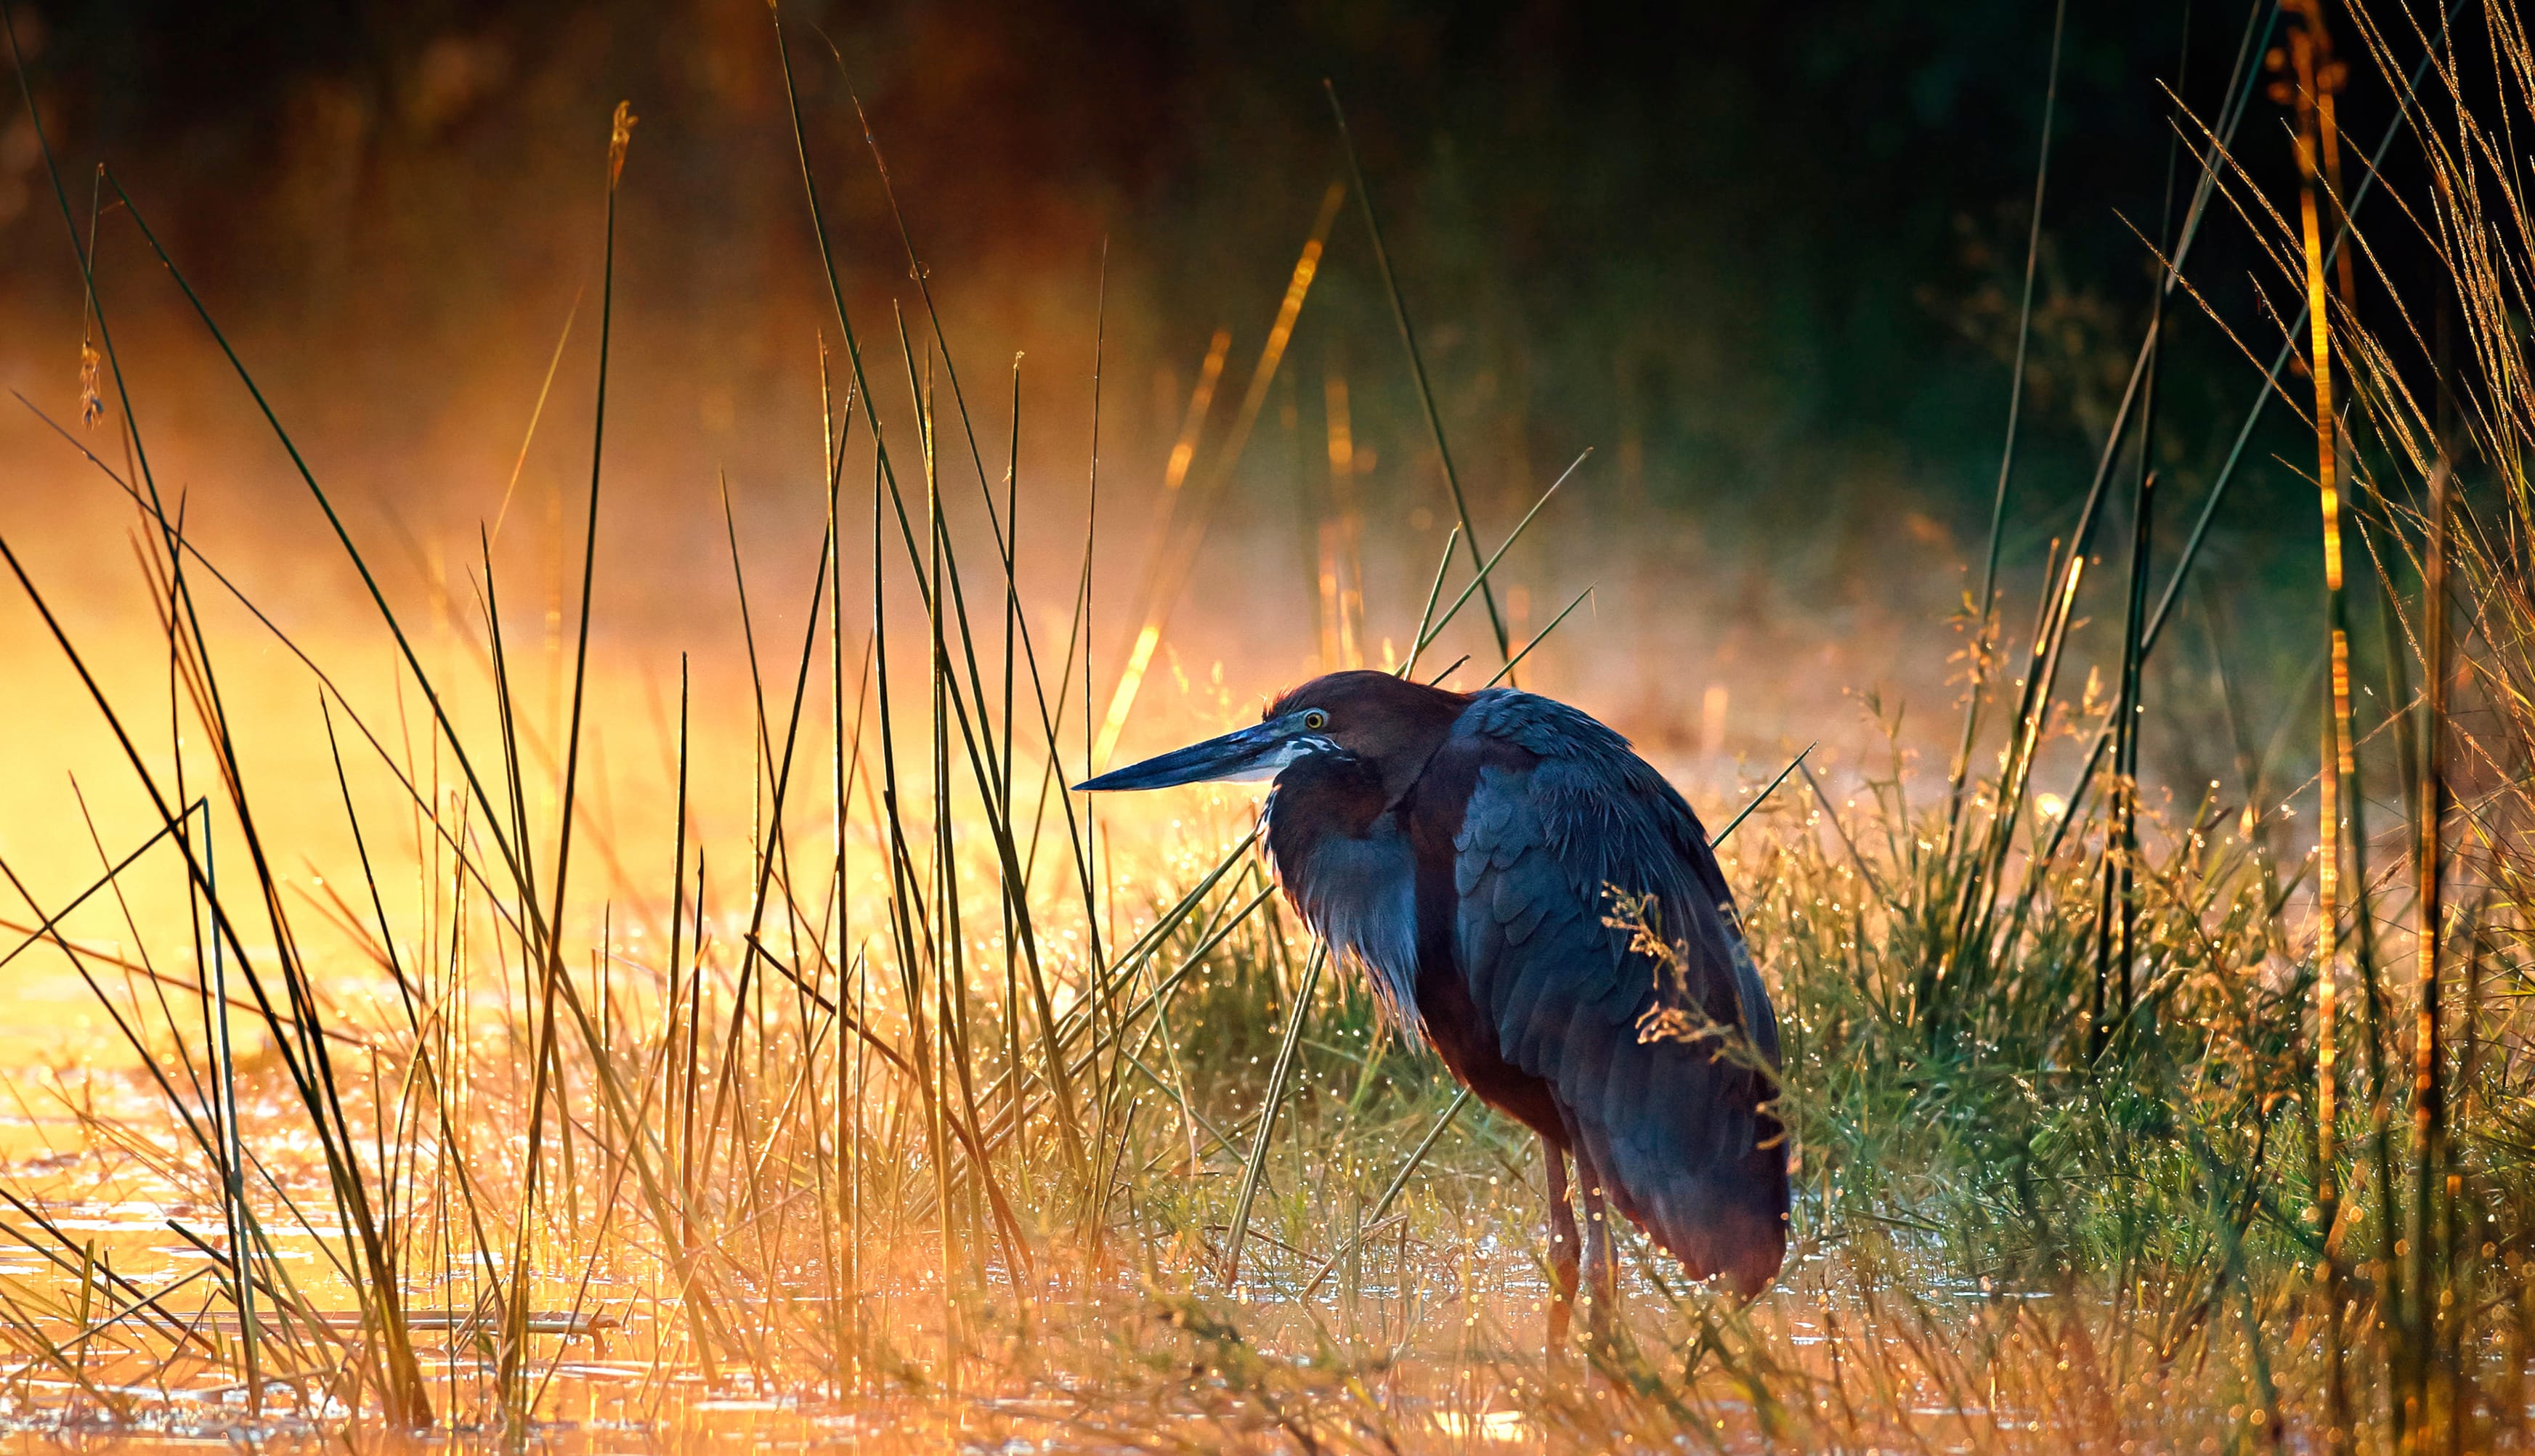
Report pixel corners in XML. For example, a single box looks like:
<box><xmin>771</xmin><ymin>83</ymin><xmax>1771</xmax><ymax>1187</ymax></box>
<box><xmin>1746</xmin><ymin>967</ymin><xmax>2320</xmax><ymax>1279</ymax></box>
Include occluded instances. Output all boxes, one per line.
<box><xmin>924</xmin><ymin>351</ymin><xmax>964</xmax><ymax>1283</ymax></box>
<box><xmin>818</xmin><ymin>340</ymin><xmax>857</xmax><ymax>1385</ymax></box>
<box><xmin>1411</xmin><ymin>453</ymin><xmax>1588</xmax><ymax>666</ymax></box>
<box><xmin>195</xmin><ymin>801</ymin><xmax>258</xmax><ymax>1408</ymax></box>
<box><xmin>139</xmin><ymin>500</ymin><xmax>259</xmax><ymax>1408</ymax></box>
<box><xmin>2313</xmin><ymin>15</ymin><xmax>2457</xmax><ymax>1449</ymax></box>
<box><xmin>2412</xmin><ymin>442</ymin><xmax>2451</xmax><ymax>1451</ymax></box>
<box><xmin>1485</xmin><ymin>587</ymin><xmax>1594</xmax><ymax>689</ymax></box>
<box><xmin>1949</xmin><ymin>0</ymin><xmax>2067</xmax><ymax>842</ymax></box>
<box><xmin>1001</xmin><ymin>355</ymin><xmax>1025</xmax><ymax>1152</ymax></box>
<box><xmin>1947</xmin><ymin>542</ymin><xmax>2085</xmax><ymax>993</ymax></box>
<box><xmin>864</xmin><ymin>442</ymin><xmax>936</xmax><ymax>1246</ymax></box>
<box><xmin>503</xmin><ymin>99</ymin><xmax>633</xmax><ymax>1420</ymax></box>
<box><xmin>667</xmin><ymin>649</ymin><xmax>698</xmax><ymax>1242</ymax></box>
<box><xmin>2282</xmin><ymin>9</ymin><xmax>2364</xmax><ymax>1444</ymax></box>
<box><xmin>1400</xmin><ymin>526</ymin><xmax>1461</xmax><ymax>681</ymax></box>
<box><xmin>2096</xmin><ymin>0</ymin><xmax>2199</xmax><ymax>1061</ymax></box>
<box><xmin>1326</xmin><ymin>79</ymin><xmax>1512</xmax><ymax>667</ymax></box>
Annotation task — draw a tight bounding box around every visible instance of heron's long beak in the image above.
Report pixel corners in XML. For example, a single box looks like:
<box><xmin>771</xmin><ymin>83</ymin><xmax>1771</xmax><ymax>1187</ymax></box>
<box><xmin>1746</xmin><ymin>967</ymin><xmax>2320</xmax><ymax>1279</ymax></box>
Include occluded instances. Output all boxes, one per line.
<box><xmin>1074</xmin><ymin>716</ymin><xmax>1312</xmax><ymax>792</ymax></box>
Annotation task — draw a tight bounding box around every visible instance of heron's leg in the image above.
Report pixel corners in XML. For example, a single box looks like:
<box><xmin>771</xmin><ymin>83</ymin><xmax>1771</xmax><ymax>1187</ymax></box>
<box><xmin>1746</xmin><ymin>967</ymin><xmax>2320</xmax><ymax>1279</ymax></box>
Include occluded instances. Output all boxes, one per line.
<box><xmin>1576</xmin><ymin>1147</ymin><xmax>1618</xmax><ymax>1339</ymax></box>
<box><xmin>1542</xmin><ymin>1134</ymin><xmax>1578</xmax><ymax>1359</ymax></box>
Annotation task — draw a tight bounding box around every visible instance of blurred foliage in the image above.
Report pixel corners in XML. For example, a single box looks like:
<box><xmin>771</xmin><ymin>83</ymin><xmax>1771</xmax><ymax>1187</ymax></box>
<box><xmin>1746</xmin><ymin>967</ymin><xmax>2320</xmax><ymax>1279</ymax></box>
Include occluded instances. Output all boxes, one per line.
<box><xmin>5</xmin><ymin>0</ymin><xmax>2326</xmax><ymax>534</ymax></box>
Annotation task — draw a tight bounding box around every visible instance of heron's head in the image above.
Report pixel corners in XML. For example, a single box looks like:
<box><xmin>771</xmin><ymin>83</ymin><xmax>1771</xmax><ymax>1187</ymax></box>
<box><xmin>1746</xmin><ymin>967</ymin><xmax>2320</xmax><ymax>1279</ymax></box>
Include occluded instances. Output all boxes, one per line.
<box><xmin>1074</xmin><ymin>670</ymin><xmax>1471</xmax><ymax>805</ymax></box>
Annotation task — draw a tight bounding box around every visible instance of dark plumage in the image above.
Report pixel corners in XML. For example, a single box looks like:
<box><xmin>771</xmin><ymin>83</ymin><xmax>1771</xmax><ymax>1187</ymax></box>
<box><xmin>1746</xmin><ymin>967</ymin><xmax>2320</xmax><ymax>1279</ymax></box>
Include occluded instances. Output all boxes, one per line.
<box><xmin>1079</xmin><ymin>669</ymin><xmax>1788</xmax><ymax>1341</ymax></box>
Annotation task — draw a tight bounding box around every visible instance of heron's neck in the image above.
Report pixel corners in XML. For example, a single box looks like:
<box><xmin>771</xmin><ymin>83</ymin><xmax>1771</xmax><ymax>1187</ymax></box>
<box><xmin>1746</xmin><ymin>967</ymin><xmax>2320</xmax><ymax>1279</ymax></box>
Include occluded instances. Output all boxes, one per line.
<box><xmin>1265</xmin><ymin>754</ymin><xmax>1391</xmax><ymax>854</ymax></box>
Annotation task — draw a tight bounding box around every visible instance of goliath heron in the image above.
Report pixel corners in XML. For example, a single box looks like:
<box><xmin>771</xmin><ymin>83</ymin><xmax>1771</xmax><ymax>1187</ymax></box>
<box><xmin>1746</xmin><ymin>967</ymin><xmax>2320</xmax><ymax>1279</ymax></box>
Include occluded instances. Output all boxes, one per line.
<box><xmin>1079</xmin><ymin>670</ymin><xmax>1787</xmax><ymax>1341</ymax></box>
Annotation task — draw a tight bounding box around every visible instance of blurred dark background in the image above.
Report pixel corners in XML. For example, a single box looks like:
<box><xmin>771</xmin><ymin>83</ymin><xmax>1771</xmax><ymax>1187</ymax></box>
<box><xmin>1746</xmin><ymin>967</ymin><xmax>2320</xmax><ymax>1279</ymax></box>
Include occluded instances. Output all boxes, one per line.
<box><xmin>0</xmin><ymin>0</ymin><xmax>2427</xmax><ymax>789</ymax></box>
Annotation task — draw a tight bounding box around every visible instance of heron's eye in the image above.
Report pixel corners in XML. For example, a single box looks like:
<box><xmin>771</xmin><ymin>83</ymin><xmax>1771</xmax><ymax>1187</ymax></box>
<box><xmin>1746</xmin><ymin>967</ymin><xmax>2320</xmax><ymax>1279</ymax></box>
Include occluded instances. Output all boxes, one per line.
<box><xmin>1302</xmin><ymin>709</ymin><xmax>1329</xmax><ymax>731</ymax></box>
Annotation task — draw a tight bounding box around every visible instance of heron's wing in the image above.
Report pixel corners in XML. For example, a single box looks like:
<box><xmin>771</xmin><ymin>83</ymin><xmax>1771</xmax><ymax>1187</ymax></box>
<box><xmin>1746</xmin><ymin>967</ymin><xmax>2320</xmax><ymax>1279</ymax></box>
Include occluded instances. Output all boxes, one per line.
<box><xmin>1445</xmin><ymin>690</ymin><xmax>1787</xmax><ymax>1293</ymax></box>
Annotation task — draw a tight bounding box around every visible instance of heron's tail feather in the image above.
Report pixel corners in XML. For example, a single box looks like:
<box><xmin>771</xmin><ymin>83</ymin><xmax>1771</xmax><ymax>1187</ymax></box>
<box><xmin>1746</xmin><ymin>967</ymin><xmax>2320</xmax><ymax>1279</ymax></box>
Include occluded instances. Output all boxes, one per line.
<box><xmin>1581</xmin><ymin>1115</ymin><xmax>1789</xmax><ymax>1299</ymax></box>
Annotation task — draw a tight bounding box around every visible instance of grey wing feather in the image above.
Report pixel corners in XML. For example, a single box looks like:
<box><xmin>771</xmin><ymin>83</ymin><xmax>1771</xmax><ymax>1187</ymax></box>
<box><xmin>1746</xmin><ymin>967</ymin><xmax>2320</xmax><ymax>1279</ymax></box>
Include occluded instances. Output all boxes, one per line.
<box><xmin>1450</xmin><ymin>690</ymin><xmax>1788</xmax><ymax>1294</ymax></box>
